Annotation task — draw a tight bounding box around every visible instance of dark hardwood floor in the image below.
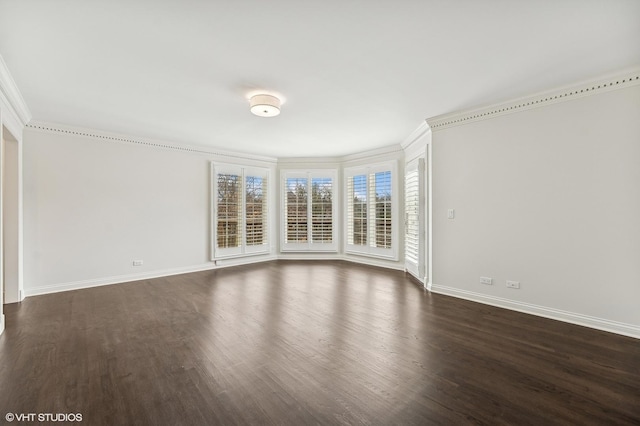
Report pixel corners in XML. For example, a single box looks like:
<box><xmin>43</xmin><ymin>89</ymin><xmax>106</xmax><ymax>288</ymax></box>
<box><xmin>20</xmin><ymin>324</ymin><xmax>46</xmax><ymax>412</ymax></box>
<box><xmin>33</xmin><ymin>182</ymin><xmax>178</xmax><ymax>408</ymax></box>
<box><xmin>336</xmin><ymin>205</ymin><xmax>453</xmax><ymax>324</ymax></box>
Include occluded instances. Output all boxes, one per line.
<box><xmin>1</xmin><ymin>260</ymin><xmax>639</xmax><ymax>425</ymax></box>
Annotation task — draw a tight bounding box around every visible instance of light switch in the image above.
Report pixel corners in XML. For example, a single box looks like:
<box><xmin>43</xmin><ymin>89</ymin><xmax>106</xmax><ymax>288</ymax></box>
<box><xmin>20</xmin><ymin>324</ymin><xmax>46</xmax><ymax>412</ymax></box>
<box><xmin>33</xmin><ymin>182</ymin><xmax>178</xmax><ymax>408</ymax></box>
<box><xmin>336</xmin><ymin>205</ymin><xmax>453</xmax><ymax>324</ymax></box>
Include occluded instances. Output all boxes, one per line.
<box><xmin>447</xmin><ymin>209</ymin><xmax>455</xmax><ymax>219</ymax></box>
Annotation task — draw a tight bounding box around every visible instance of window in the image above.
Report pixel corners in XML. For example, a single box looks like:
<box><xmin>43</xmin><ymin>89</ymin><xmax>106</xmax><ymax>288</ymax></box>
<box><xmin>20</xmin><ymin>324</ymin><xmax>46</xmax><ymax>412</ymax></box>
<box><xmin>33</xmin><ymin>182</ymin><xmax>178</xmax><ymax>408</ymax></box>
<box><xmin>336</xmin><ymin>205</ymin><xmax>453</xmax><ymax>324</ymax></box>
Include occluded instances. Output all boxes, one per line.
<box><xmin>345</xmin><ymin>162</ymin><xmax>397</xmax><ymax>259</ymax></box>
<box><xmin>281</xmin><ymin>170</ymin><xmax>338</xmax><ymax>251</ymax></box>
<box><xmin>212</xmin><ymin>164</ymin><xmax>269</xmax><ymax>259</ymax></box>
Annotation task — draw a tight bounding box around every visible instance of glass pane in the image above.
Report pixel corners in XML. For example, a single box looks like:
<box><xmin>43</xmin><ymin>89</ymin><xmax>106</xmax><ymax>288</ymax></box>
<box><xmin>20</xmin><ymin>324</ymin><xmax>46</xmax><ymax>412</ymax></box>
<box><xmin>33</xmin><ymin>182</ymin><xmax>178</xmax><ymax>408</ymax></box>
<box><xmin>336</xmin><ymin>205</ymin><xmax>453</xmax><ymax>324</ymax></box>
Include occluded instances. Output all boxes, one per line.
<box><xmin>347</xmin><ymin>174</ymin><xmax>367</xmax><ymax>246</ymax></box>
<box><xmin>217</xmin><ymin>173</ymin><xmax>241</xmax><ymax>248</ymax></box>
<box><xmin>311</xmin><ymin>177</ymin><xmax>333</xmax><ymax>242</ymax></box>
<box><xmin>285</xmin><ymin>177</ymin><xmax>308</xmax><ymax>242</ymax></box>
<box><xmin>373</xmin><ymin>171</ymin><xmax>392</xmax><ymax>249</ymax></box>
<box><xmin>245</xmin><ymin>175</ymin><xmax>267</xmax><ymax>246</ymax></box>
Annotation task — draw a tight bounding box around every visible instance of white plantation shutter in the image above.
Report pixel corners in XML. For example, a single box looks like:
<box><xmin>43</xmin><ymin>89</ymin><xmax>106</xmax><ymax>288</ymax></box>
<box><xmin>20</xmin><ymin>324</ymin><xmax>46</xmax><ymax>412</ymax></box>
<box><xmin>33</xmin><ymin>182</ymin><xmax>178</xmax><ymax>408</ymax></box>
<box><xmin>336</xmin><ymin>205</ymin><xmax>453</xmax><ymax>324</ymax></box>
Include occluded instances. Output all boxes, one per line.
<box><xmin>345</xmin><ymin>162</ymin><xmax>397</xmax><ymax>259</ymax></box>
<box><xmin>284</xmin><ymin>175</ymin><xmax>308</xmax><ymax>243</ymax></box>
<box><xmin>212</xmin><ymin>163</ymin><xmax>269</xmax><ymax>259</ymax></box>
<box><xmin>404</xmin><ymin>158</ymin><xmax>424</xmax><ymax>279</ymax></box>
<box><xmin>371</xmin><ymin>171</ymin><xmax>392</xmax><ymax>249</ymax></box>
<box><xmin>282</xmin><ymin>170</ymin><xmax>337</xmax><ymax>252</ymax></box>
<box><xmin>244</xmin><ymin>172</ymin><xmax>268</xmax><ymax>254</ymax></box>
<box><xmin>311</xmin><ymin>177</ymin><xmax>333</xmax><ymax>242</ymax></box>
<box><xmin>346</xmin><ymin>174</ymin><xmax>367</xmax><ymax>246</ymax></box>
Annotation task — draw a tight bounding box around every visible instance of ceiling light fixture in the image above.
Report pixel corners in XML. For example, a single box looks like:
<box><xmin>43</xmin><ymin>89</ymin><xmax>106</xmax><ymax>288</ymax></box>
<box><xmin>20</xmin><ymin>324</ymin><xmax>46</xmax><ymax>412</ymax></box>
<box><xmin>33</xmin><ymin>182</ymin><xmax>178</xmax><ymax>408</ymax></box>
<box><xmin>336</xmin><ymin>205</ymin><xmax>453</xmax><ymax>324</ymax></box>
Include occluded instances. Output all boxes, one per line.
<box><xmin>249</xmin><ymin>94</ymin><xmax>281</xmax><ymax>117</ymax></box>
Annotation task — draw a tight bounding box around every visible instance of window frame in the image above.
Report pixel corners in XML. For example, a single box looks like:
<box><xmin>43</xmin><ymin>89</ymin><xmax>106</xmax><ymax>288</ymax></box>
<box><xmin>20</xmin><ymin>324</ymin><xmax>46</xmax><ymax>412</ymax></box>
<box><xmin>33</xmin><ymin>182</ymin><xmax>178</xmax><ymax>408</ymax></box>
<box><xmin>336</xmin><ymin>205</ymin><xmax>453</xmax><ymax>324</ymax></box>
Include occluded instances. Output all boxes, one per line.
<box><xmin>344</xmin><ymin>161</ymin><xmax>398</xmax><ymax>260</ymax></box>
<box><xmin>211</xmin><ymin>163</ymin><xmax>270</xmax><ymax>260</ymax></box>
<box><xmin>280</xmin><ymin>169</ymin><xmax>338</xmax><ymax>252</ymax></box>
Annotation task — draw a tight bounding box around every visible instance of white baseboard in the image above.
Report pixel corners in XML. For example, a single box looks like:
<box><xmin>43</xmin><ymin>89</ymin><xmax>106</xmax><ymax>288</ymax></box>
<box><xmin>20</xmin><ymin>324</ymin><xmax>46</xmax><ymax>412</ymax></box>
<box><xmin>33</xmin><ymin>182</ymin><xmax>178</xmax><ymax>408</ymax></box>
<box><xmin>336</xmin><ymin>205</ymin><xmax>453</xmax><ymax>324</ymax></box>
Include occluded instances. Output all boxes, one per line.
<box><xmin>278</xmin><ymin>253</ymin><xmax>342</xmax><ymax>261</ymax></box>
<box><xmin>25</xmin><ymin>263</ymin><xmax>220</xmax><ymax>297</ymax></box>
<box><xmin>343</xmin><ymin>255</ymin><xmax>404</xmax><ymax>271</ymax></box>
<box><xmin>0</xmin><ymin>314</ymin><xmax>4</xmax><ymax>335</ymax></box>
<box><xmin>214</xmin><ymin>254</ymin><xmax>278</xmax><ymax>268</ymax></box>
<box><xmin>405</xmin><ymin>269</ymin><xmax>427</xmax><ymax>286</ymax></box>
<box><xmin>430</xmin><ymin>284</ymin><xmax>640</xmax><ymax>340</ymax></box>
<box><xmin>24</xmin><ymin>254</ymin><xmax>403</xmax><ymax>298</ymax></box>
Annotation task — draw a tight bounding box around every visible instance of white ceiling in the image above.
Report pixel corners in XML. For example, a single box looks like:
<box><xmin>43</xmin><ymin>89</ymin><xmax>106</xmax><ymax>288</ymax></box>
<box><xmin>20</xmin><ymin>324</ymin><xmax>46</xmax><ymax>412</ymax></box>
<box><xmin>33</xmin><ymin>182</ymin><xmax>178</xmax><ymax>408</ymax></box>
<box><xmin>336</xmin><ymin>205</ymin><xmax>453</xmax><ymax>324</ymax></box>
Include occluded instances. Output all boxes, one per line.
<box><xmin>1</xmin><ymin>0</ymin><xmax>639</xmax><ymax>157</ymax></box>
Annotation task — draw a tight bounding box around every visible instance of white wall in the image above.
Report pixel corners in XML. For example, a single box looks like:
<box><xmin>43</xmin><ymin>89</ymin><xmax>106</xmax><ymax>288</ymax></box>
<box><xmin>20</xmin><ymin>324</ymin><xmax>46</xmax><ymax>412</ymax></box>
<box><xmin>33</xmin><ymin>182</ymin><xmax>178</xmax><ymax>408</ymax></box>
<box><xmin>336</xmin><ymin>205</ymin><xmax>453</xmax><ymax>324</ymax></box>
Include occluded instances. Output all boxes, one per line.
<box><xmin>430</xmin><ymin>83</ymin><xmax>640</xmax><ymax>336</ymax></box>
<box><xmin>22</xmin><ymin>127</ymin><xmax>277</xmax><ymax>294</ymax></box>
<box><xmin>2</xmin><ymin>129</ymin><xmax>20</xmax><ymax>302</ymax></box>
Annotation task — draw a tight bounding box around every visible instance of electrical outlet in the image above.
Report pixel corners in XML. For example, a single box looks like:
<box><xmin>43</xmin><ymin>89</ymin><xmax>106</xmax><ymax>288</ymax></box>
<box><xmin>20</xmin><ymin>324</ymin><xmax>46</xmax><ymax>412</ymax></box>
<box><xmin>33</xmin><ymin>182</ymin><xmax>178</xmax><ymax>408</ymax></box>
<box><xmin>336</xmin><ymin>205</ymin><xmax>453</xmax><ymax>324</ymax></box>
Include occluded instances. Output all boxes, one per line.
<box><xmin>480</xmin><ymin>277</ymin><xmax>492</xmax><ymax>285</ymax></box>
<box><xmin>133</xmin><ymin>260</ymin><xmax>143</xmax><ymax>266</ymax></box>
<box><xmin>506</xmin><ymin>280</ymin><xmax>520</xmax><ymax>289</ymax></box>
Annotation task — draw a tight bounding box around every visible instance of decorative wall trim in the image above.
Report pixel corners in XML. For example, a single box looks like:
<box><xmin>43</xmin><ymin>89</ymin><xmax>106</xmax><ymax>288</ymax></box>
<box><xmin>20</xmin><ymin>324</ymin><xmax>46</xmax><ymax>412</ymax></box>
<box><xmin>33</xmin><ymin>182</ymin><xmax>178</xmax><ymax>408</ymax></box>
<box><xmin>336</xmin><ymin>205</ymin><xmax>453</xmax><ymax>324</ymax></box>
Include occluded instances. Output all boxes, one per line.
<box><xmin>430</xmin><ymin>284</ymin><xmax>640</xmax><ymax>340</ymax></box>
<box><xmin>0</xmin><ymin>54</ymin><xmax>32</xmax><ymax>127</ymax></box>
<box><xmin>427</xmin><ymin>68</ymin><xmax>640</xmax><ymax>132</ymax></box>
<box><xmin>26</xmin><ymin>121</ymin><xmax>278</xmax><ymax>163</ymax></box>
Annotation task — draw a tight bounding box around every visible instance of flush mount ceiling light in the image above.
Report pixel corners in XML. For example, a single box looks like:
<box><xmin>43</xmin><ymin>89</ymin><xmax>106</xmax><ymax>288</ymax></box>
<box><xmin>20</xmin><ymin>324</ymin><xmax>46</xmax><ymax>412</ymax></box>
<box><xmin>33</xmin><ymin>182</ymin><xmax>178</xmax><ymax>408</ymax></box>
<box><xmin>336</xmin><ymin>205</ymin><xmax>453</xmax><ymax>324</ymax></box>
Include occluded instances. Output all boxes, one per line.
<box><xmin>249</xmin><ymin>94</ymin><xmax>281</xmax><ymax>117</ymax></box>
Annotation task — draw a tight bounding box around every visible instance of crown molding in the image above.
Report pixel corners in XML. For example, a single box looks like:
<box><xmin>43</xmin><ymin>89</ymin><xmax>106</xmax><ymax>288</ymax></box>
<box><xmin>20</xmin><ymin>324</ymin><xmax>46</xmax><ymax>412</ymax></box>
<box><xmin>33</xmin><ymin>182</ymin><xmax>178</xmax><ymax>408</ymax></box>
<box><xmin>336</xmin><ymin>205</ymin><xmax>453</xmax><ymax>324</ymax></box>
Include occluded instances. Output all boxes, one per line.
<box><xmin>25</xmin><ymin>121</ymin><xmax>278</xmax><ymax>163</ymax></box>
<box><xmin>277</xmin><ymin>156</ymin><xmax>342</xmax><ymax>165</ymax></box>
<box><xmin>341</xmin><ymin>143</ymin><xmax>404</xmax><ymax>164</ymax></box>
<box><xmin>0</xmin><ymin>54</ymin><xmax>32</xmax><ymax>129</ymax></box>
<box><xmin>401</xmin><ymin>121</ymin><xmax>431</xmax><ymax>150</ymax></box>
<box><xmin>401</xmin><ymin>121</ymin><xmax>430</xmax><ymax>163</ymax></box>
<box><xmin>277</xmin><ymin>144</ymin><xmax>405</xmax><ymax>165</ymax></box>
<box><xmin>427</xmin><ymin>67</ymin><xmax>640</xmax><ymax>132</ymax></box>
<box><xmin>25</xmin><ymin>120</ymin><xmax>408</xmax><ymax>165</ymax></box>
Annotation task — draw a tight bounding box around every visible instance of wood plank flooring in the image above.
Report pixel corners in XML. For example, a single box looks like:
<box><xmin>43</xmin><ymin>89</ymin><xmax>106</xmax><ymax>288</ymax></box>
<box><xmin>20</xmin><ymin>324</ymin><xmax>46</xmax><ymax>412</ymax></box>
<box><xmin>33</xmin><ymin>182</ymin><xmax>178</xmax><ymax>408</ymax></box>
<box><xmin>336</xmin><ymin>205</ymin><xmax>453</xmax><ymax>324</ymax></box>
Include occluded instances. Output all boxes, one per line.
<box><xmin>1</xmin><ymin>260</ymin><xmax>639</xmax><ymax>425</ymax></box>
